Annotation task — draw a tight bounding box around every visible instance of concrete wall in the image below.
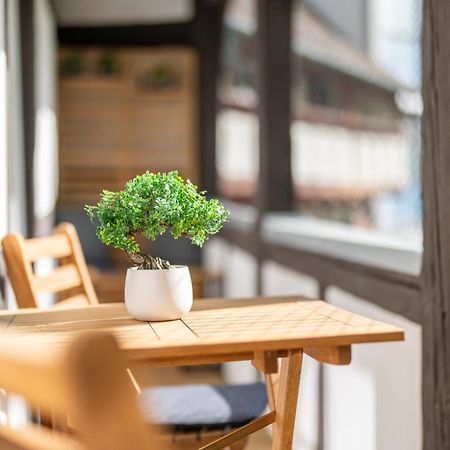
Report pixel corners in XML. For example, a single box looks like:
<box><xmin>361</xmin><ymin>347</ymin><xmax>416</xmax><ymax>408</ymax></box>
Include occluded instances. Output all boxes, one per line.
<box><xmin>204</xmin><ymin>237</ymin><xmax>422</xmax><ymax>450</ymax></box>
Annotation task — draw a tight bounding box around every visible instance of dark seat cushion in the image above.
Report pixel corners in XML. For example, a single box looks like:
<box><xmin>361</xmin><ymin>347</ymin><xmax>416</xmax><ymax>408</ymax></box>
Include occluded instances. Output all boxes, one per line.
<box><xmin>141</xmin><ymin>382</ymin><xmax>267</xmax><ymax>432</ymax></box>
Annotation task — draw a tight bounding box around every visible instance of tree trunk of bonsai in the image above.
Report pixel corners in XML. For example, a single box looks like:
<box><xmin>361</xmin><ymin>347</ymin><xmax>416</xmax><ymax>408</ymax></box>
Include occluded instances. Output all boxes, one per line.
<box><xmin>126</xmin><ymin>251</ymin><xmax>172</xmax><ymax>270</ymax></box>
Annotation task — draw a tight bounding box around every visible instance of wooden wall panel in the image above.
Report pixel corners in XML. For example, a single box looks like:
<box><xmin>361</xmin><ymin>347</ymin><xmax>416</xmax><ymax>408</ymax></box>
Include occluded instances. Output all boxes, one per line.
<box><xmin>58</xmin><ymin>46</ymin><xmax>198</xmax><ymax>206</ymax></box>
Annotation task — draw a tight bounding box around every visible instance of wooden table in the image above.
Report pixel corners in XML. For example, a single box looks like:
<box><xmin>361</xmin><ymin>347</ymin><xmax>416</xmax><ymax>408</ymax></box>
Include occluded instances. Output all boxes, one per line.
<box><xmin>0</xmin><ymin>296</ymin><xmax>404</xmax><ymax>449</ymax></box>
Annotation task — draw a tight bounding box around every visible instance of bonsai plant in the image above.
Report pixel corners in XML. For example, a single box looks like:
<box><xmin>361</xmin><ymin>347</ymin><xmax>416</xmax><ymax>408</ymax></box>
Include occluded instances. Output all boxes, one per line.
<box><xmin>85</xmin><ymin>171</ymin><xmax>229</xmax><ymax>321</ymax></box>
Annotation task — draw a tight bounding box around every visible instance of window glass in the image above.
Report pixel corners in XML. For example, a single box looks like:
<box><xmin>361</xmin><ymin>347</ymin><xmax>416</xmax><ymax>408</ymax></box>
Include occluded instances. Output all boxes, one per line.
<box><xmin>216</xmin><ymin>0</ymin><xmax>259</xmax><ymax>202</ymax></box>
<box><xmin>291</xmin><ymin>0</ymin><xmax>422</xmax><ymax>243</ymax></box>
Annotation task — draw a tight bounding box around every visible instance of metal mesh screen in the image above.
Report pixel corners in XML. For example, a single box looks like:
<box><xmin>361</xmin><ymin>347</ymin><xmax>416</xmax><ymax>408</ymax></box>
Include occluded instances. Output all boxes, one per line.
<box><xmin>216</xmin><ymin>0</ymin><xmax>259</xmax><ymax>201</ymax></box>
<box><xmin>292</xmin><ymin>0</ymin><xmax>422</xmax><ymax>238</ymax></box>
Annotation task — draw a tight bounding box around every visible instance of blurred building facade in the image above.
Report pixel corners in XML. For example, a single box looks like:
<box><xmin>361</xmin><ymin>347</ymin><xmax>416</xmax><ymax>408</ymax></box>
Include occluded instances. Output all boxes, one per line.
<box><xmin>218</xmin><ymin>0</ymin><xmax>422</xmax><ymax>237</ymax></box>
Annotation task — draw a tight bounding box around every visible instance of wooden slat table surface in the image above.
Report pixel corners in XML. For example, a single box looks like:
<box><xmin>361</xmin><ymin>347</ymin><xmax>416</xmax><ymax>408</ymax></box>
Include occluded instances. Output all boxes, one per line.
<box><xmin>0</xmin><ymin>296</ymin><xmax>404</xmax><ymax>365</ymax></box>
<box><xmin>0</xmin><ymin>295</ymin><xmax>404</xmax><ymax>449</ymax></box>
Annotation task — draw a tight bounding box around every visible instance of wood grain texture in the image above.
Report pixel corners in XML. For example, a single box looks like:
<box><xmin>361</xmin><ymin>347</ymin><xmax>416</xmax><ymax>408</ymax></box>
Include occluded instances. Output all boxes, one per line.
<box><xmin>0</xmin><ymin>332</ymin><xmax>156</xmax><ymax>450</ymax></box>
<box><xmin>55</xmin><ymin>223</ymin><xmax>98</xmax><ymax>305</ymax></box>
<box><xmin>34</xmin><ymin>263</ymin><xmax>82</xmax><ymax>293</ymax></box>
<box><xmin>24</xmin><ymin>234</ymin><xmax>72</xmax><ymax>261</ymax></box>
<box><xmin>0</xmin><ymin>297</ymin><xmax>404</xmax><ymax>449</ymax></box>
<box><xmin>304</xmin><ymin>346</ymin><xmax>351</xmax><ymax>365</ymax></box>
<box><xmin>252</xmin><ymin>351</ymin><xmax>279</xmax><ymax>374</ymax></box>
<box><xmin>265</xmin><ymin>373</ymin><xmax>278</xmax><ymax>411</ymax></box>
<box><xmin>421</xmin><ymin>0</ymin><xmax>450</xmax><ymax>447</ymax></box>
<box><xmin>58</xmin><ymin>47</ymin><xmax>198</xmax><ymax>206</ymax></box>
<box><xmin>1</xmin><ymin>223</ymin><xmax>98</xmax><ymax>308</ymax></box>
<box><xmin>1</xmin><ymin>297</ymin><xmax>404</xmax><ymax>364</ymax></box>
<box><xmin>199</xmin><ymin>411</ymin><xmax>275</xmax><ymax>450</ymax></box>
<box><xmin>66</xmin><ymin>333</ymin><xmax>156</xmax><ymax>450</ymax></box>
<box><xmin>272</xmin><ymin>350</ymin><xmax>303</xmax><ymax>449</ymax></box>
<box><xmin>1</xmin><ymin>233</ymin><xmax>38</xmax><ymax>307</ymax></box>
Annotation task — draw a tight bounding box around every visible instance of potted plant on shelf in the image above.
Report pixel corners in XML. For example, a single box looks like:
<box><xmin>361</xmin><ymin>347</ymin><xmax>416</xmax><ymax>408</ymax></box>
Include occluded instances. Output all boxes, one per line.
<box><xmin>85</xmin><ymin>171</ymin><xmax>229</xmax><ymax>321</ymax></box>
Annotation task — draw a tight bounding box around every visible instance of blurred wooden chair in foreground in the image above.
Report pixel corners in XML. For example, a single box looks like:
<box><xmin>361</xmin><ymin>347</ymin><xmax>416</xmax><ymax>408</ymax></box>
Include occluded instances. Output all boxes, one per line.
<box><xmin>0</xmin><ymin>331</ymin><xmax>156</xmax><ymax>450</ymax></box>
<box><xmin>1</xmin><ymin>223</ymin><xmax>98</xmax><ymax>308</ymax></box>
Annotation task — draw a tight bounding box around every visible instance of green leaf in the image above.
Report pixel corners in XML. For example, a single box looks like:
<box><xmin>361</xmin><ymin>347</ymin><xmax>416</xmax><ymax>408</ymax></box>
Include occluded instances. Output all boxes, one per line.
<box><xmin>85</xmin><ymin>171</ymin><xmax>230</xmax><ymax>256</ymax></box>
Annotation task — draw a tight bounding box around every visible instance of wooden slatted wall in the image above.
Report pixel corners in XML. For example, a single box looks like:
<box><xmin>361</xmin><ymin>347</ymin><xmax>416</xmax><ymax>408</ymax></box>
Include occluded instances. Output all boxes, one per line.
<box><xmin>58</xmin><ymin>46</ymin><xmax>198</xmax><ymax>206</ymax></box>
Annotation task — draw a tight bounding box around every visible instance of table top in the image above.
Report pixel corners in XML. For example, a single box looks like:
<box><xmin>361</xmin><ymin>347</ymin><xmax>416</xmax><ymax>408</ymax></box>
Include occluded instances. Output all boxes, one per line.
<box><xmin>0</xmin><ymin>296</ymin><xmax>404</xmax><ymax>364</ymax></box>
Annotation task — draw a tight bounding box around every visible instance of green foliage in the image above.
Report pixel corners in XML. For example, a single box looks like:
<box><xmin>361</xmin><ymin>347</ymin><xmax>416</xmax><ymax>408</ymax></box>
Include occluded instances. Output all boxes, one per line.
<box><xmin>85</xmin><ymin>171</ymin><xmax>229</xmax><ymax>257</ymax></box>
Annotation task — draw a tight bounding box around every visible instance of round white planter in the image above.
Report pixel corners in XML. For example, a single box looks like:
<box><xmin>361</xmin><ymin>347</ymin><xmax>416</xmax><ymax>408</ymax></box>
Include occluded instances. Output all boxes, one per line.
<box><xmin>125</xmin><ymin>265</ymin><xmax>193</xmax><ymax>321</ymax></box>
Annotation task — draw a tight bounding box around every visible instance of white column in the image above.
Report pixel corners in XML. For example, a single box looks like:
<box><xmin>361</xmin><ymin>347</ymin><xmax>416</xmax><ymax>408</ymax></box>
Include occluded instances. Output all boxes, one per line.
<box><xmin>0</xmin><ymin>0</ymin><xmax>7</xmax><ymax>237</ymax></box>
<box><xmin>33</xmin><ymin>0</ymin><xmax>58</xmax><ymax>232</ymax></box>
<box><xmin>6</xmin><ymin>0</ymin><xmax>26</xmax><ymax>235</ymax></box>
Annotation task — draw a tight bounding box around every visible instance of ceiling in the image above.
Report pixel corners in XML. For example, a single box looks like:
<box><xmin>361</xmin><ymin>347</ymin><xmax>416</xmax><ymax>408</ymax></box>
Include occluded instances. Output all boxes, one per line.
<box><xmin>52</xmin><ymin>0</ymin><xmax>194</xmax><ymax>26</ymax></box>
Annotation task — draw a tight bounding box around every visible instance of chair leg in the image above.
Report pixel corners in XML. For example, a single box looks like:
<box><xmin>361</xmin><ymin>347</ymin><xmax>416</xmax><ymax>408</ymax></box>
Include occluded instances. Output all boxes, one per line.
<box><xmin>272</xmin><ymin>350</ymin><xmax>303</xmax><ymax>450</ymax></box>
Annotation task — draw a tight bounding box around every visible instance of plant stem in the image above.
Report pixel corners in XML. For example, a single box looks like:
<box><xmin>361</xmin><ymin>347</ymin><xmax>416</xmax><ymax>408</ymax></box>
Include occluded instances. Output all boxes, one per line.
<box><xmin>126</xmin><ymin>252</ymin><xmax>172</xmax><ymax>270</ymax></box>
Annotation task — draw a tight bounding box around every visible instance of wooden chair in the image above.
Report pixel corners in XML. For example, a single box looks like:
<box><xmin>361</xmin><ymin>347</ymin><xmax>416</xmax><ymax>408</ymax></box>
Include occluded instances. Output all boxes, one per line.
<box><xmin>1</xmin><ymin>223</ymin><xmax>265</xmax><ymax>449</ymax></box>
<box><xmin>1</xmin><ymin>223</ymin><xmax>98</xmax><ymax>308</ymax></box>
<box><xmin>0</xmin><ymin>331</ymin><xmax>157</xmax><ymax>450</ymax></box>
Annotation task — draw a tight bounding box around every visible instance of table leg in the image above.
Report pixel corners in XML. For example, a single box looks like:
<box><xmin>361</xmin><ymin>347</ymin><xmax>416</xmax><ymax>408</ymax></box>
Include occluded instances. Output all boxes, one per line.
<box><xmin>265</xmin><ymin>372</ymin><xmax>278</xmax><ymax>410</ymax></box>
<box><xmin>272</xmin><ymin>350</ymin><xmax>303</xmax><ymax>450</ymax></box>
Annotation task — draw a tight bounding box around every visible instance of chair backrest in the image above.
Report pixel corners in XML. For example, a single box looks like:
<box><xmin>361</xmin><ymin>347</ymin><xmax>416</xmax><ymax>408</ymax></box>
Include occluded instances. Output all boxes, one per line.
<box><xmin>0</xmin><ymin>331</ymin><xmax>156</xmax><ymax>450</ymax></box>
<box><xmin>1</xmin><ymin>223</ymin><xmax>98</xmax><ymax>308</ymax></box>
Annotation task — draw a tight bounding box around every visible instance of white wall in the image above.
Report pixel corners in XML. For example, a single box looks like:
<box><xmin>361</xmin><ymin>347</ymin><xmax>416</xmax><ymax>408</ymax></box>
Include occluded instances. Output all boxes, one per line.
<box><xmin>0</xmin><ymin>0</ymin><xmax>7</xmax><ymax>238</ymax></box>
<box><xmin>1</xmin><ymin>0</ymin><xmax>27</xmax><ymax>422</ymax></box>
<box><xmin>324</xmin><ymin>287</ymin><xmax>421</xmax><ymax>450</ymax></box>
<box><xmin>2</xmin><ymin>0</ymin><xmax>57</xmax><ymax>239</ymax></box>
<box><xmin>34</xmin><ymin>0</ymin><xmax>58</xmax><ymax>234</ymax></box>
<box><xmin>204</xmin><ymin>242</ymin><xmax>422</xmax><ymax>450</ymax></box>
<box><xmin>2</xmin><ymin>0</ymin><xmax>58</xmax><ymax>309</ymax></box>
<box><xmin>216</xmin><ymin>109</ymin><xmax>259</xmax><ymax>185</ymax></box>
<box><xmin>6</xmin><ymin>0</ymin><xmax>26</xmax><ymax>235</ymax></box>
<box><xmin>203</xmin><ymin>238</ymin><xmax>259</xmax><ymax>384</ymax></box>
<box><xmin>31</xmin><ymin>0</ymin><xmax>58</xmax><ymax>308</ymax></box>
<box><xmin>262</xmin><ymin>262</ymin><xmax>321</xmax><ymax>450</ymax></box>
<box><xmin>216</xmin><ymin>110</ymin><xmax>409</xmax><ymax>194</ymax></box>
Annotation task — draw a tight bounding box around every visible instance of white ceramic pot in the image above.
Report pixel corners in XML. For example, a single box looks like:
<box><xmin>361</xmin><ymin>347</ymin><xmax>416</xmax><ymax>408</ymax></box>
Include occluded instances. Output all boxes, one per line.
<box><xmin>125</xmin><ymin>265</ymin><xmax>193</xmax><ymax>321</ymax></box>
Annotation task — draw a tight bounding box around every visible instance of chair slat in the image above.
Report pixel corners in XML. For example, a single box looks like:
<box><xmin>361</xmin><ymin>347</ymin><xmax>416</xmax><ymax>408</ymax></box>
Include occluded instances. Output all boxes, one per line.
<box><xmin>55</xmin><ymin>223</ymin><xmax>98</xmax><ymax>305</ymax></box>
<box><xmin>0</xmin><ymin>332</ymin><xmax>156</xmax><ymax>450</ymax></box>
<box><xmin>1</xmin><ymin>223</ymin><xmax>99</xmax><ymax>308</ymax></box>
<box><xmin>0</xmin><ymin>334</ymin><xmax>70</xmax><ymax>412</ymax></box>
<box><xmin>24</xmin><ymin>235</ymin><xmax>72</xmax><ymax>262</ymax></box>
<box><xmin>34</xmin><ymin>263</ymin><xmax>82</xmax><ymax>294</ymax></box>
<box><xmin>54</xmin><ymin>294</ymin><xmax>90</xmax><ymax>309</ymax></box>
